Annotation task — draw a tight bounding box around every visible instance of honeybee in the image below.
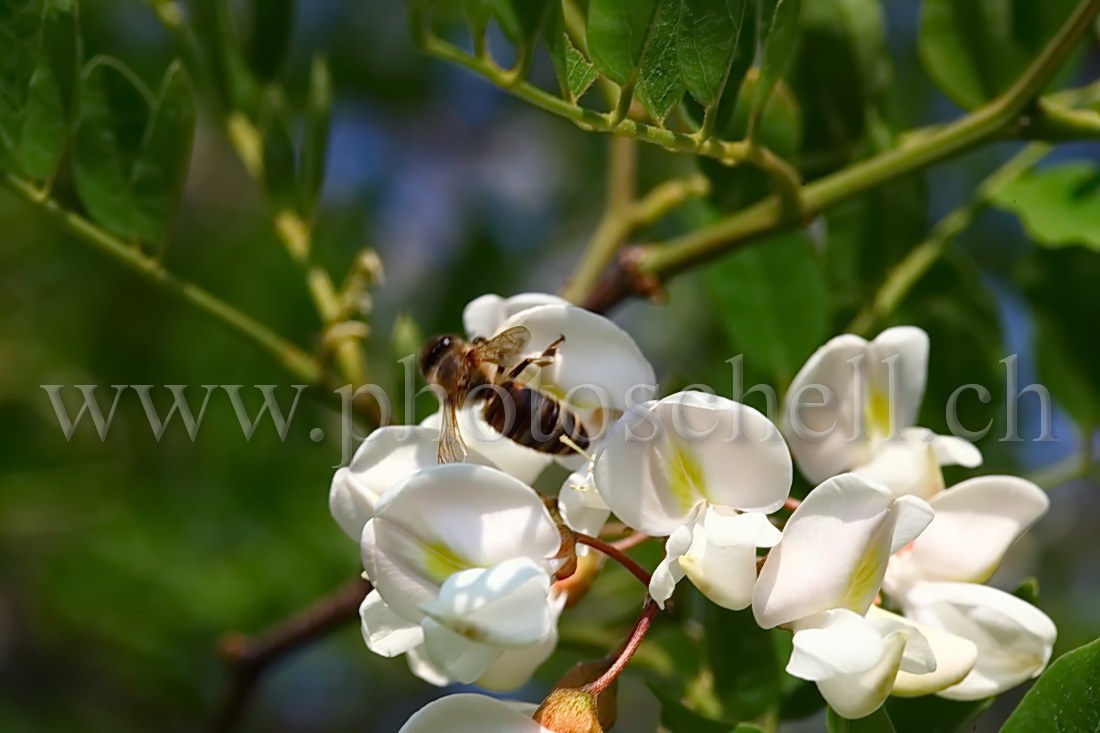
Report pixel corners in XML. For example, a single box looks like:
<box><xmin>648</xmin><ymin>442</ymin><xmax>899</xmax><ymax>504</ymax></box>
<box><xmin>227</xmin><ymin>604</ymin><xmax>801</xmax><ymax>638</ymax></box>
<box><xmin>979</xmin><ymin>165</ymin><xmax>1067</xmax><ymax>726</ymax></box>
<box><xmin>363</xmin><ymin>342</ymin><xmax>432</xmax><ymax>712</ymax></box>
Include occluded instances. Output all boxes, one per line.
<box><xmin>419</xmin><ymin>326</ymin><xmax>590</xmax><ymax>463</ymax></box>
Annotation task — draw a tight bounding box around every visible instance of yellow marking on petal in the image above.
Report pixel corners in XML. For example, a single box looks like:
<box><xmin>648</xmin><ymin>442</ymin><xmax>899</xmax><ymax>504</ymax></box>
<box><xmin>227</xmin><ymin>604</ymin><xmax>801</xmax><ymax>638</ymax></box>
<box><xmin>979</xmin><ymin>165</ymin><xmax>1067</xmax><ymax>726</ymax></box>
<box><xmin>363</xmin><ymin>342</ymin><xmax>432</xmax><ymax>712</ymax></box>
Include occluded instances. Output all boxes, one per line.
<box><xmin>667</xmin><ymin>440</ymin><xmax>706</xmax><ymax>513</ymax></box>
<box><xmin>421</xmin><ymin>541</ymin><xmax>475</xmax><ymax>583</ymax></box>
<box><xmin>865</xmin><ymin>385</ymin><xmax>893</xmax><ymax>440</ymax></box>
<box><xmin>841</xmin><ymin>541</ymin><xmax>887</xmax><ymax>613</ymax></box>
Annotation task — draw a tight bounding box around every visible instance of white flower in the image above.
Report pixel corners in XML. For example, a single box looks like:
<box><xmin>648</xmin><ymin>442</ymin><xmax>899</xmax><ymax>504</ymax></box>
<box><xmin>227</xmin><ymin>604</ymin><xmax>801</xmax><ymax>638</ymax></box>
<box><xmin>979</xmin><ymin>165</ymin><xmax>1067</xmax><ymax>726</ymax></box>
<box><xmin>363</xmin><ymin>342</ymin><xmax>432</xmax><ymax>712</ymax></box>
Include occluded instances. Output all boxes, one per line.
<box><xmin>360</xmin><ymin>463</ymin><xmax>564</xmax><ymax>688</ymax></box>
<box><xmin>782</xmin><ymin>327</ymin><xmax>981</xmax><ymax>485</ymax></box>
<box><xmin>883</xmin><ymin>475</ymin><xmax>1055</xmax><ymax>700</ymax></box>
<box><xmin>398</xmin><ymin>693</ymin><xmax>548</xmax><ymax>733</ymax></box>
<box><xmin>753</xmin><ymin>474</ymin><xmax>941</xmax><ymax>718</ymax></box>
<box><xmin>594</xmin><ymin>392</ymin><xmax>791</xmax><ymax>610</ymax></box>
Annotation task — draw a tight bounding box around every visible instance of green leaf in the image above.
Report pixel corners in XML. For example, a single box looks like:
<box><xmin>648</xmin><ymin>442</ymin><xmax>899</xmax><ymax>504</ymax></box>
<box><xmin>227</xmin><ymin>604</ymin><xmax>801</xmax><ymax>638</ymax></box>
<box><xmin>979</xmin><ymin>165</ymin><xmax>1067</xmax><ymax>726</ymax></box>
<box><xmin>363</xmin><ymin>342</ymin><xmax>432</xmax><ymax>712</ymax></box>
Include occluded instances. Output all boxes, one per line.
<box><xmin>919</xmin><ymin>0</ymin><xmax>1080</xmax><ymax>110</ymax></box>
<box><xmin>677</xmin><ymin>0</ymin><xmax>751</xmax><ymax>110</ymax></box>
<box><xmin>244</xmin><ymin>0</ymin><xmax>294</xmax><ymax>81</ymax></box>
<box><xmin>258</xmin><ymin>88</ymin><xmax>298</xmax><ymax>211</ymax></box>
<box><xmin>789</xmin><ymin>0</ymin><xmax>891</xmax><ymax>167</ymax></box>
<box><xmin>1002</xmin><ymin>636</ymin><xmax>1100</xmax><ymax>732</ymax></box>
<box><xmin>546</xmin><ymin>5</ymin><xmax>599</xmax><ymax>102</ymax></box>
<box><xmin>0</xmin><ymin>0</ymin><xmax>79</xmax><ymax>181</ymax></box>
<box><xmin>990</xmin><ymin>163</ymin><xmax>1100</xmax><ymax>250</ymax></box>
<box><xmin>827</xmin><ymin>706</ymin><xmax>897</xmax><ymax>733</ymax></box>
<box><xmin>702</xmin><ymin>601</ymin><xmax>782</xmax><ymax>721</ymax></box>
<box><xmin>704</xmin><ymin>231</ymin><xmax>827</xmax><ymax>386</ymax></box>
<box><xmin>586</xmin><ymin>0</ymin><xmax>660</xmax><ymax>85</ymax></box>
<box><xmin>299</xmin><ymin>55</ymin><xmax>331</xmax><ymax>219</ymax></box>
<box><xmin>747</xmin><ymin>0</ymin><xmax>802</xmax><ymax>138</ymax></box>
<box><xmin>635</xmin><ymin>0</ymin><xmax>685</xmax><ymax>122</ymax></box>
<box><xmin>73</xmin><ymin>58</ymin><xmax>197</xmax><ymax>243</ymax></box>
<box><xmin>884</xmin><ymin>695</ymin><xmax>993</xmax><ymax>733</ymax></box>
<box><xmin>647</xmin><ymin>680</ymin><xmax>736</xmax><ymax>733</ymax></box>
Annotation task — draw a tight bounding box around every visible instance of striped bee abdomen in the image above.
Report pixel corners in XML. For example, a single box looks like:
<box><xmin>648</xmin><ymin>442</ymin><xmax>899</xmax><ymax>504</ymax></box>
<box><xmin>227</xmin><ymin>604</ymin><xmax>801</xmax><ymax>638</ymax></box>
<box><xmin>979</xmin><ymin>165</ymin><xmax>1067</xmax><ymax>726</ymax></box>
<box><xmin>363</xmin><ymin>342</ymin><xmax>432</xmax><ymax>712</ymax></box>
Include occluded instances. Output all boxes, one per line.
<box><xmin>481</xmin><ymin>381</ymin><xmax>589</xmax><ymax>455</ymax></box>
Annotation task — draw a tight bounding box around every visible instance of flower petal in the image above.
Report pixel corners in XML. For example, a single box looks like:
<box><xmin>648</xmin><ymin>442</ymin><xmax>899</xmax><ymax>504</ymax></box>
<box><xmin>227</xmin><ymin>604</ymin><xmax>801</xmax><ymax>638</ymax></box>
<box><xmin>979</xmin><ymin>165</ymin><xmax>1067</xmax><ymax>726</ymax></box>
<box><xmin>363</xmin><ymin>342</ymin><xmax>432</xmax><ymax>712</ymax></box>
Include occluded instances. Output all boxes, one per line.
<box><xmin>558</xmin><ymin>464</ymin><xmax>610</xmax><ymax>549</ymax></box>
<box><xmin>783</xmin><ymin>334</ymin><xmax>873</xmax><ymax>483</ymax></box>
<box><xmin>865</xmin><ymin>606</ymin><xmax>978</xmax><ymax>697</ymax></box>
<box><xmin>420</xmin><ymin>617</ymin><xmax>505</xmax><ymax>684</ymax></box>
<box><xmin>922</xmin><ymin>476</ymin><xmax>1049</xmax><ymax>579</ymax></box>
<box><xmin>754</xmin><ymin>475</ymin><xmax>905</xmax><ymax>628</ymax></box>
<box><xmin>463</xmin><ymin>293</ymin><xmax>570</xmax><ymax>340</ymax></box>
<box><xmin>418</xmin><ymin>558</ymin><xmax>555</xmax><ymax>648</ymax></box>
<box><xmin>787</xmin><ymin>609</ymin><xmax>885</xmax><ymax>681</ymax></box>
<box><xmin>902</xmin><ymin>582</ymin><xmax>1056</xmax><ymax>700</ymax></box>
<box><xmin>360</xmin><ymin>589</ymin><xmax>424</xmax><ymax>657</ymax></box>
<box><xmin>650</xmin><ymin>520</ymin><xmax>694</xmax><ymax>608</ymax></box>
<box><xmin>476</xmin><ymin>624</ymin><xmax>561</xmax><ymax>691</ymax></box>
<box><xmin>421</xmin><ymin>408</ymin><xmax>552</xmax><ymax>485</ymax></box>
<box><xmin>398</xmin><ymin>693</ymin><xmax>551</xmax><ymax>733</ymax></box>
<box><xmin>866</xmin><ymin>326</ymin><xmax>929</xmax><ymax>434</ymax></box>
<box><xmin>815</xmin><ymin>629</ymin><xmax>908</xmax><ymax>720</ymax></box>
<box><xmin>930</xmin><ymin>434</ymin><xmax>982</xmax><ymax>469</ymax></box>
<box><xmin>405</xmin><ymin>643</ymin><xmax>452</xmax><ymax>687</ymax></box>
<box><xmin>595</xmin><ymin>392</ymin><xmax>792</xmax><ymax>535</ymax></box>
<box><xmin>680</xmin><ymin>508</ymin><xmax>781</xmax><ymax>611</ymax></box>
<box><xmin>496</xmin><ymin>304</ymin><xmax>656</xmax><ymax>419</ymax></box>
<box><xmin>331</xmin><ymin>426</ymin><xmax>440</xmax><ymax>540</ymax></box>
<box><xmin>889</xmin><ymin>476</ymin><xmax>1049</xmax><ymax>590</ymax></box>
<box><xmin>851</xmin><ymin>430</ymin><xmax>945</xmax><ymax>501</ymax></box>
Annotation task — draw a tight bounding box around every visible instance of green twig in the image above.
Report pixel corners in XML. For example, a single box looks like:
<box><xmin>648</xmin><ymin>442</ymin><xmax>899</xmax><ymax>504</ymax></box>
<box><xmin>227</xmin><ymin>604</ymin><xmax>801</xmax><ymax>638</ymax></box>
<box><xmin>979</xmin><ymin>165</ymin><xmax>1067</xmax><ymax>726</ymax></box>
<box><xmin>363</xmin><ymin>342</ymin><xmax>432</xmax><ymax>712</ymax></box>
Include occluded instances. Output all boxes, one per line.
<box><xmin>847</xmin><ymin>143</ymin><xmax>1051</xmax><ymax>335</ymax></box>
<box><xmin>581</xmin><ymin>0</ymin><xmax>1100</xmax><ymax>310</ymax></box>
<box><xmin>1</xmin><ymin>173</ymin><xmax>321</xmax><ymax>385</ymax></box>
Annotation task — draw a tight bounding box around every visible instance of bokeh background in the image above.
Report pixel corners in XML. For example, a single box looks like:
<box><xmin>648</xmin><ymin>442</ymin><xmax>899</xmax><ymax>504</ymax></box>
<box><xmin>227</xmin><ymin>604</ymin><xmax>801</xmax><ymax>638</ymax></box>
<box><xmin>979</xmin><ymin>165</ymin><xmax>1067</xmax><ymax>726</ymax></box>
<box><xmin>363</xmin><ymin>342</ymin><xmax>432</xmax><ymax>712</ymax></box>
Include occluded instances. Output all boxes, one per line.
<box><xmin>2</xmin><ymin>0</ymin><xmax>1099</xmax><ymax>731</ymax></box>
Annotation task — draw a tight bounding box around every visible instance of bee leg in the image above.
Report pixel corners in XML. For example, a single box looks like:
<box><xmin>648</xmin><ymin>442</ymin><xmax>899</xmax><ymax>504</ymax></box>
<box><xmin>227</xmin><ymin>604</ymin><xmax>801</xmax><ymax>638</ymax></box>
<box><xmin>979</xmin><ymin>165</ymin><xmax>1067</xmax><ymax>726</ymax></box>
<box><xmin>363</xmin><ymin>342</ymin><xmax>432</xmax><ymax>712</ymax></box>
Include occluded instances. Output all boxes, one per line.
<box><xmin>530</xmin><ymin>334</ymin><xmax>565</xmax><ymax>367</ymax></box>
<box><xmin>507</xmin><ymin>335</ymin><xmax>567</xmax><ymax>379</ymax></box>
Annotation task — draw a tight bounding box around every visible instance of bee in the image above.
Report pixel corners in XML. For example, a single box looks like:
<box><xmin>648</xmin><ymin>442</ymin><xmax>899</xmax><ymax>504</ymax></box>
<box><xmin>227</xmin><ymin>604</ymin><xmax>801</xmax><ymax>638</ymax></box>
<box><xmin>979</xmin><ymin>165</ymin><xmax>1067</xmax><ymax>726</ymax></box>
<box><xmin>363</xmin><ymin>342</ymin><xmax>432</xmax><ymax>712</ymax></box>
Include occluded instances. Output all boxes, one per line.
<box><xmin>419</xmin><ymin>326</ymin><xmax>590</xmax><ymax>463</ymax></box>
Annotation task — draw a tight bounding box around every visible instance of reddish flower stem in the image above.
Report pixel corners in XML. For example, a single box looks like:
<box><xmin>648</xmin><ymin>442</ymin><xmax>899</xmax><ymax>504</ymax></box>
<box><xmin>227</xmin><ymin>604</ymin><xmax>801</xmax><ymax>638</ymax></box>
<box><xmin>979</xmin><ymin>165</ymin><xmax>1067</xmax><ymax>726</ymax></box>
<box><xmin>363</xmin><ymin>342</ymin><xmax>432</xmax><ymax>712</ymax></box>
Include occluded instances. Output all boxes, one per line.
<box><xmin>784</xmin><ymin>497</ymin><xmax>801</xmax><ymax>511</ymax></box>
<box><xmin>575</xmin><ymin>532</ymin><xmax>652</xmax><ymax>586</ymax></box>
<box><xmin>584</xmin><ymin>597</ymin><xmax>661</xmax><ymax>695</ymax></box>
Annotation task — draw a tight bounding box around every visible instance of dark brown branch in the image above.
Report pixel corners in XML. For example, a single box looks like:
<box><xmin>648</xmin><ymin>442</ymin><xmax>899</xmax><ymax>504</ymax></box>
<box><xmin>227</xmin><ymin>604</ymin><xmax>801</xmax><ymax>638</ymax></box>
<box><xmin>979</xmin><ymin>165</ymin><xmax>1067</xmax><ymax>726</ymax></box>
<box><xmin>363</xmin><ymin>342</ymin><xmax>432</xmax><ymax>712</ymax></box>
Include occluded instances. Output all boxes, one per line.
<box><xmin>207</xmin><ymin>577</ymin><xmax>372</xmax><ymax>733</ymax></box>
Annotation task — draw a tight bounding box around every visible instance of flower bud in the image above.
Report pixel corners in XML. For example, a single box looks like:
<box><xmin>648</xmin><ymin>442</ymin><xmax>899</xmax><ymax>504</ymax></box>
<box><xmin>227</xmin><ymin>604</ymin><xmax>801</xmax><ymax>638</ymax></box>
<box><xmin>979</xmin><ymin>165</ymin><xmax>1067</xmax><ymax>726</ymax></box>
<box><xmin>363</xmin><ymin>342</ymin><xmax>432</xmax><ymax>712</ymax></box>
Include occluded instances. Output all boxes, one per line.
<box><xmin>532</xmin><ymin>689</ymin><xmax>603</xmax><ymax>733</ymax></box>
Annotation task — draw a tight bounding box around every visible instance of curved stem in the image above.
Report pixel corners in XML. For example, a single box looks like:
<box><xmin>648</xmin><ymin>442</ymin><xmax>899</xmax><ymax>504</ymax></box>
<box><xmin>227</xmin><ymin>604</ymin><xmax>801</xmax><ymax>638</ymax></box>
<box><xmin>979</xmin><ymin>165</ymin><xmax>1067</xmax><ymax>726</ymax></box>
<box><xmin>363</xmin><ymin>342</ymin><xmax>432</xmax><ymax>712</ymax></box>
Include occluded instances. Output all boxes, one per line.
<box><xmin>575</xmin><ymin>532</ymin><xmax>652</xmax><ymax>586</ymax></box>
<box><xmin>584</xmin><ymin>597</ymin><xmax>660</xmax><ymax>695</ymax></box>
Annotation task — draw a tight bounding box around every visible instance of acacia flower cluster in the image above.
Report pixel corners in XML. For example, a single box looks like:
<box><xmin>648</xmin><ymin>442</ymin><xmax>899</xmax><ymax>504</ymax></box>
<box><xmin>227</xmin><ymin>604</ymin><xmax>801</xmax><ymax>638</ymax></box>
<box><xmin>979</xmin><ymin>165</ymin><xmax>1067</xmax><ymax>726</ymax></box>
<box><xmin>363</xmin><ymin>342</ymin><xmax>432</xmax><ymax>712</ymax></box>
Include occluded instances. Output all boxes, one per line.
<box><xmin>328</xmin><ymin>294</ymin><xmax>1055</xmax><ymax>730</ymax></box>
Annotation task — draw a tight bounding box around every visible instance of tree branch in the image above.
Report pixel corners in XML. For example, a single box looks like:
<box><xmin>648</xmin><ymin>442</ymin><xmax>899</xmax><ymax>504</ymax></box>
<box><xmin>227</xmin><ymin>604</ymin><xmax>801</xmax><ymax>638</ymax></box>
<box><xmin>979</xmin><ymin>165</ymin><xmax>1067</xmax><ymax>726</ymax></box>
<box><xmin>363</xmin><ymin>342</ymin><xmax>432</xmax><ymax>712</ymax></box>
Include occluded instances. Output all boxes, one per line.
<box><xmin>208</xmin><ymin>577</ymin><xmax>372</xmax><ymax>733</ymax></box>
<box><xmin>0</xmin><ymin>173</ymin><xmax>384</xmax><ymax>425</ymax></box>
<box><xmin>580</xmin><ymin>0</ymin><xmax>1100</xmax><ymax>312</ymax></box>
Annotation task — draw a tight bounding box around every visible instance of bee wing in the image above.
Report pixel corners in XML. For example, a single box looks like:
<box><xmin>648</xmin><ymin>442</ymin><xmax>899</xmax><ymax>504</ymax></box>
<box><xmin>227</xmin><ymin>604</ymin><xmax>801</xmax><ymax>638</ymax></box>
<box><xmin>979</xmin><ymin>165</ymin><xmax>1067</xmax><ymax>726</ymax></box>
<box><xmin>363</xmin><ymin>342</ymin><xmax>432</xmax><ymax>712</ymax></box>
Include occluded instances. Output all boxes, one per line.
<box><xmin>472</xmin><ymin>326</ymin><xmax>531</xmax><ymax>367</ymax></box>
<box><xmin>437</xmin><ymin>400</ymin><xmax>469</xmax><ymax>464</ymax></box>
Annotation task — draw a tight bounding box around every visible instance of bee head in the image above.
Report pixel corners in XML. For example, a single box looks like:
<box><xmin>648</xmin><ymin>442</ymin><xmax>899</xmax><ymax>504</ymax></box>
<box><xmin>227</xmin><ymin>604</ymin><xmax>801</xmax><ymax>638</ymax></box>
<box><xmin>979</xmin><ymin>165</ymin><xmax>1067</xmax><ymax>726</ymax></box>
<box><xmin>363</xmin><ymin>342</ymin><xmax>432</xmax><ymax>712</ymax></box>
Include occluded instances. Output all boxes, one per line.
<box><xmin>419</xmin><ymin>334</ymin><xmax>461</xmax><ymax>379</ymax></box>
